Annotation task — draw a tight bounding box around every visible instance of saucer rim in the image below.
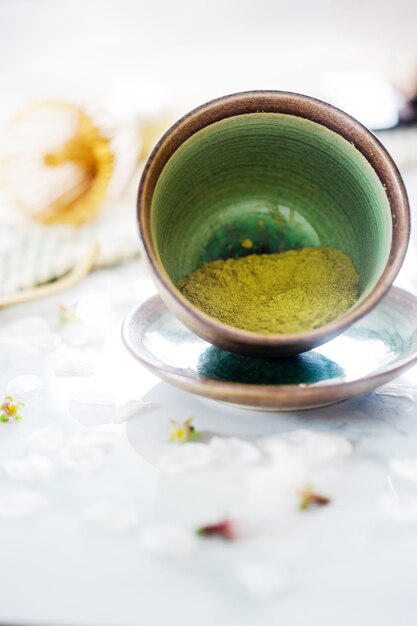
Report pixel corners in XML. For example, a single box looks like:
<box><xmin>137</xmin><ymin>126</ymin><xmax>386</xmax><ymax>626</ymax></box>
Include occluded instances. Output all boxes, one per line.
<box><xmin>122</xmin><ymin>286</ymin><xmax>417</xmax><ymax>409</ymax></box>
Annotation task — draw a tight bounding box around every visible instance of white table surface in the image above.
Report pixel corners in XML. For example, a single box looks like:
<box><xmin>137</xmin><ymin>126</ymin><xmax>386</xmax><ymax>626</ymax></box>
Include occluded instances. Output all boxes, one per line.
<box><xmin>1</xmin><ymin>242</ymin><xmax>417</xmax><ymax>626</ymax></box>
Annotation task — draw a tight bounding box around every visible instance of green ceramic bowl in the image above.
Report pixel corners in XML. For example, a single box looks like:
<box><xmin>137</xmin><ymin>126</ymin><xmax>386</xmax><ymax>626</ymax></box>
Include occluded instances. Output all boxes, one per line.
<box><xmin>137</xmin><ymin>91</ymin><xmax>410</xmax><ymax>356</ymax></box>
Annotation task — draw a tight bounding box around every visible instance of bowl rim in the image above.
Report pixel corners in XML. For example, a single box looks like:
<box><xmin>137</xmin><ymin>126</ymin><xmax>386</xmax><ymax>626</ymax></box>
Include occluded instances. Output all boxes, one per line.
<box><xmin>137</xmin><ymin>90</ymin><xmax>410</xmax><ymax>351</ymax></box>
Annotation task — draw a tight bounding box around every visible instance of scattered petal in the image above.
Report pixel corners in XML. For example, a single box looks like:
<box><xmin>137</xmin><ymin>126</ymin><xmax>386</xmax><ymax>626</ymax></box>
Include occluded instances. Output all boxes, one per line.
<box><xmin>376</xmin><ymin>383</ymin><xmax>417</xmax><ymax>402</ymax></box>
<box><xmin>0</xmin><ymin>491</ymin><xmax>47</xmax><ymax>519</ymax></box>
<box><xmin>61</xmin><ymin>323</ymin><xmax>105</xmax><ymax>349</ymax></box>
<box><xmin>52</xmin><ymin>358</ymin><xmax>96</xmax><ymax>378</ymax></box>
<box><xmin>259</xmin><ymin>430</ymin><xmax>352</xmax><ymax>469</ymax></box>
<box><xmin>139</xmin><ymin>522</ymin><xmax>199</xmax><ymax>557</ymax></box>
<box><xmin>84</xmin><ymin>502</ymin><xmax>139</xmax><ymax>533</ymax></box>
<box><xmin>60</xmin><ymin>431</ymin><xmax>114</xmax><ymax>475</ymax></box>
<box><xmin>27</xmin><ymin>424</ymin><xmax>65</xmax><ymax>453</ymax></box>
<box><xmin>298</xmin><ymin>483</ymin><xmax>331</xmax><ymax>510</ymax></box>
<box><xmin>32</xmin><ymin>334</ymin><xmax>59</xmax><ymax>352</ymax></box>
<box><xmin>234</xmin><ymin>560</ymin><xmax>290</xmax><ymax>599</ymax></box>
<box><xmin>243</xmin><ymin>461</ymin><xmax>306</xmax><ymax>518</ymax></box>
<box><xmin>4</xmin><ymin>454</ymin><xmax>53</xmax><ymax>483</ymax></box>
<box><xmin>246</xmin><ymin>447</ymin><xmax>306</xmax><ymax>491</ymax></box>
<box><xmin>49</xmin><ymin>346</ymin><xmax>96</xmax><ymax>377</ymax></box>
<box><xmin>1</xmin><ymin>316</ymin><xmax>50</xmax><ymax>338</ymax></box>
<box><xmin>380</xmin><ymin>492</ymin><xmax>417</xmax><ymax>522</ymax></box>
<box><xmin>0</xmin><ymin>395</ymin><xmax>24</xmax><ymax>422</ymax></box>
<box><xmin>168</xmin><ymin>416</ymin><xmax>199</xmax><ymax>443</ymax></box>
<box><xmin>5</xmin><ymin>375</ymin><xmax>44</xmax><ymax>401</ymax></box>
<box><xmin>157</xmin><ymin>443</ymin><xmax>213</xmax><ymax>475</ymax></box>
<box><xmin>69</xmin><ymin>389</ymin><xmax>115</xmax><ymax>426</ymax></box>
<box><xmin>69</xmin><ymin>430</ymin><xmax>115</xmax><ymax>446</ymax></box>
<box><xmin>2</xmin><ymin>344</ymin><xmax>38</xmax><ymax>368</ymax></box>
<box><xmin>390</xmin><ymin>458</ymin><xmax>417</xmax><ymax>485</ymax></box>
<box><xmin>209</xmin><ymin>437</ymin><xmax>262</xmax><ymax>465</ymax></box>
<box><xmin>111</xmin><ymin>399</ymin><xmax>158</xmax><ymax>424</ymax></box>
<box><xmin>0</xmin><ymin>316</ymin><xmax>58</xmax><ymax>353</ymax></box>
<box><xmin>196</xmin><ymin>518</ymin><xmax>238</xmax><ymax>540</ymax></box>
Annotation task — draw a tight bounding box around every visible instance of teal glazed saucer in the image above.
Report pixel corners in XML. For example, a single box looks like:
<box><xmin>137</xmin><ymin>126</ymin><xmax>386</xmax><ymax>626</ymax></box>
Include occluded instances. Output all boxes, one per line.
<box><xmin>122</xmin><ymin>286</ymin><xmax>417</xmax><ymax>411</ymax></box>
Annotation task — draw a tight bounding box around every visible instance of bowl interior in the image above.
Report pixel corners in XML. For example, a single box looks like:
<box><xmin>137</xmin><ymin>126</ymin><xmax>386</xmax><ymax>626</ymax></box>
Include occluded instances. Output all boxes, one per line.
<box><xmin>151</xmin><ymin>112</ymin><xmax>392</xmax><ymax>311</ymax></box>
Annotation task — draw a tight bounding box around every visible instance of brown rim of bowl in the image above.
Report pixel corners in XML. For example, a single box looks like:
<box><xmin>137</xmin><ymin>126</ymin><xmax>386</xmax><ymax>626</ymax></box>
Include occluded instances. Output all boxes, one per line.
<box><xmin>137</xmin><ymin>90</ymin><xmax>410</xmax><ymax>349</ymax></box>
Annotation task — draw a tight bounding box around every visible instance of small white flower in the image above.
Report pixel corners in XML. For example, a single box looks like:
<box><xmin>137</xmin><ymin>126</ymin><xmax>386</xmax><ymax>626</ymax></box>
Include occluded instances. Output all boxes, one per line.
<box><xmin>389</xmin><ymin>458</ymin><xmax>417</xmax><ymax>485</ymax></box>
<box><xmin>259</xmin><ymin>429</ymin><xmax>352</xmax><ymax>469</ymax></box>
<box><xmin>111</xmin><ymin>400</ymin><xmax>158</xmax><ymax>424</ymax></box>
<box><xmin>139</xmin><ymin>522</ymin><xmax>198</xmax><ymax>557</ymax></box>
<box><xmin>209</xmin><ymin>436</ymin><xmax>262</xmax><ymax>466</ymax></box>
<box><xmin>0</xmin><ymin>491</ymin><xmax>47</xmax><ymax>518</ymax></box>
<box><xmin>27</xmin><ymin>424</ymin><xmax>65</xmax><ymax>453</ymax></box>
<box><xmin>234</xmin><ymin>560</ymin><xmax>290</xmax><ymax>599</ymax></box>
<box><xmin>4</xmin><ymin>454</ymin><xmax>53</xmax><ymax>483</ymax></box>
<box><xmin>84</xmin><ymin>502</ymin><xmax>139</xmax><ymax>533</ymax></box>
<box><xmin>60</xmin><ymin>431</ymin><xmax>114</xmax><ymax>475</ymax></box>
<box><xmin>5</xmin><ymin>374</ymin><xmax>44</xmax><ymax>401</ymax></box>
<box><xmin>158</xmin><ymin>443</ymin><xmax>214</xmax><ymax>475</ymax></box>
<box><xmin>69</xmin><ymin>389</ymin><xmax>116</xmax><ymax>426</ymax></box>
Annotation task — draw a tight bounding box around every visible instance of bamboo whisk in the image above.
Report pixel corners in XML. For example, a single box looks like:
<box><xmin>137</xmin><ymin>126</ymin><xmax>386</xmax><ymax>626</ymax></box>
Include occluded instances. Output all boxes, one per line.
<box><xmin>0</xmin><ymin>101</ymin><xmax>115</xmax><ymax>225</ymax></box>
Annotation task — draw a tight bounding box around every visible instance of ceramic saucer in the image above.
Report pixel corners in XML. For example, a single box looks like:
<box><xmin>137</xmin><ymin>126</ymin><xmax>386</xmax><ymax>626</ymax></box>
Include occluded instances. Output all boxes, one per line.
<box><xmin>122</xmin><ymin>286</ymin><xmax>417</xmax><ymax>411</ymax></box>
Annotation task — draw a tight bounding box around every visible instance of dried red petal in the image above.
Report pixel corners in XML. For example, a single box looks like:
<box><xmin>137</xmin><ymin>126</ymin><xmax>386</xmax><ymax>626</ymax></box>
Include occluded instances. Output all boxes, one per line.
<box><xmin>196</xmin><ymin>519</ymin><xmax>236</xmax><ymax>540</ymax></box>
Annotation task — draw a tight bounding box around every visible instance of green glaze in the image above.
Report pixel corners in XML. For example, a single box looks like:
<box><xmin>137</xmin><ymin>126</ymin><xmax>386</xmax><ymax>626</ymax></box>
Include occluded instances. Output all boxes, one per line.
<box><xmin>151</xmin><ymin>113</ymin><xmax>392</xmax><ymax>301</ymax></box>
<box><xmin>197</xmin><ymin>347</ymin><xmax>344</xmax><ymax>385</ymax></box>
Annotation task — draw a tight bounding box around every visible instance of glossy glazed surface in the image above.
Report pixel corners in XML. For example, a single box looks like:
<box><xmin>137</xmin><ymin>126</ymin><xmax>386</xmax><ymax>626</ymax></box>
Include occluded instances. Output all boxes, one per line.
<box><xmin>138</xmin><ymin>92</ymin><xmax>410</xmax><ymax>356</ymax></box>
<box><xmin>122</xmin><ymin>286</ymin><xmax>417</xmax><ymax>410</ymax></box>
<box><xmin>152</xmin><ymin>113</ymin><xmax>391</xmax><ymax>298</ymax></box>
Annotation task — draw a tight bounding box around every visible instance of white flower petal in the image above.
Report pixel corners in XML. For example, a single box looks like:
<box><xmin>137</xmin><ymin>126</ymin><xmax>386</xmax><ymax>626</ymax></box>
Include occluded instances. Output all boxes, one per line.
<box><xmin>0</xmin><ymin>317</ymin><xmax>58</xmax><ymax>353</ymax></box>
<box><xmin>0</xmin><ymin>491</ymin><xmax>47</xmax><ymax>519</ymax></box>
<box><xmin>243</xmin><ymin>463</ymin><xmax>304</xmax><ymax>518</ymax></box>
<box><xmin>49</xmin><ymin>346</ymin><xmax>96</xmax><ymax>377</ymax></box>
<box><xmin>32</xmin><ymin>334</ymin><xmax>60</xmax><ymax>352</ymax></box>
<box><xmin>27</xmin><ymin>424</ymin><xmax>65</xmax><ymax>453</ymax></box>
<box><xmin>4</xmin><ymin>344</ymin><xmax>38</xmax><ymax>367</ymax></box>
<box><xmin>53</xmin><ymin>358</ymin><xmax>96</xmax><ymax>378</ymax></box>
<box><xmin>69</xmin><ymin>389</ymin><xmax>116</xmax><ymax>426</ymax></box>
<box><xmin>4</xmin><ymin>454</ymin><xmax>53</xmax><ymax>483</ymax></box>
<box><xmin>1</xmin><ymin>316</ymin><xmax>50</xmax><ymax>336</ymax></box>
<box><xmin>139</xmin><ymin>522</ymin><xmax>198</xmax><ymax>557</ymax></box>
<box><xmin>61</xmin><ymin>323</ymin><xmax>105</xmax><ymax>348</ymax></box>
<box><xmin>84</xmin><ymin>502</ymin><xmax>139</xmax><ymax>533</ymax></box>
<box><xmin>209</xmin><ymin>436</ymin><xmax>262</xmax><ymax>466</ymax></box>
<box><xmin>60</xmin><ymin>431</ymin><xmax>114</xmax><ymax>475</ymax></box>
<box><xmin>390</xmin><ymin>458</ymin><xmax>417</xmax><ymax>484</ymax></box>
<box><xmin>5</xmin><ymin>374</ymin><xmax>44</xmax><ymax>401</ymax></box>
<box><xmin>259</xmin><ymin>429</ymin><xmax>352</xmax><ymax>469</ymax></box>
<box><xmin>376</xmin><ymin>383</ymin><xmax>417</xmax><ymax>402</ymax></box>
<box><xmin>234</xmin><ymin>560</ymin><xmax>290</xmax><ymax>599</ymax></box>
<box><xmin>380</xmin><ymin>492</ymin><xmax>417</xmax><ymax>523</ymax></box>
<box><xmin>157</xmin><ymin>443</ymin><xmax>214</xmax><ymax>475</ymax></box>
<box><xmin>111</xmin><ymin>400</ymin><xmax>158</xmax><ymax>424</ymax></box>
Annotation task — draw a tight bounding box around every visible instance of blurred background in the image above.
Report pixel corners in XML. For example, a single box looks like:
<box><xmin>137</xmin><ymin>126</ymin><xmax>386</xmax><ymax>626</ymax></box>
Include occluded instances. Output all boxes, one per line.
<box><xmin>2</xmin><ymin>0</ymin><xmax>417</xmax><ymax>107</ymax></box>
<box><xmin>1</xmin><ymin>0</ymin><xmax>417</xmax><ymax>298</ymax></box>
<box><xmin>2</xmin><ymin>0</ymin><xmax>417</xmax><ymax>112</ymax></box>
